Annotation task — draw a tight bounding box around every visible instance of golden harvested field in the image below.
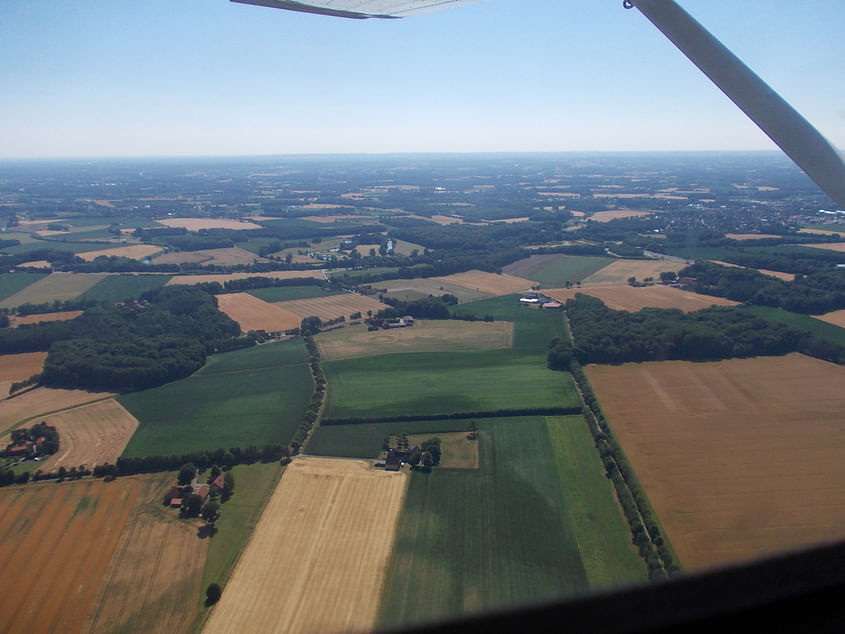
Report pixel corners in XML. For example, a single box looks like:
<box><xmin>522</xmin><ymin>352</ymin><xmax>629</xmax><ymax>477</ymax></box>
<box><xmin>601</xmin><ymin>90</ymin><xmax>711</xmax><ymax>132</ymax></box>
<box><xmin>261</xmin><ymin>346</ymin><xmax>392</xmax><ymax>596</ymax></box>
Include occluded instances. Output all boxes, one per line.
<box><xmin>17</xmin><ymin>259</ymin><xmax>52</xmax><ymax>268</ymax></box>
<box><xmin>275</xmin><ymin>293</ymin><xmax>385</xmax><ymax>323</ymax></box>
<box><xmin>37</xmin><ymin>399</ymin><xmax>139</xmax><ymax>471</ymax></box>
<box><xmin>431</xmin><ymin>270</ymin><xmax>536</xmax><ymax>296</ymax></box>
<box><xmin>0</xmin><ymin>273</ymin><xmax>108</xmax><ymax>308</ymax></box>
<box><xmin>300</xmin><ymin>214</ymin><xmax>380</xmax><ymax>224</ymax></box>
<box><xmin>166</xmin><ymin>270</ymin><xmax>323</xmax><ymax>286</ymax></box>
<box><xmin>593</xmin><ymin>193</ymin><xmax>686</xmax><ymax>200</ymax></box>
<box><xmin>380</xmin><ymin>277</ymin><xmax>493</xmax><ymax>303</ymax></box>
<box><xmin>725</xmin><ymin>233</ymin><xmax>782</xmax><ymax>241</ymax></box>
<box><xmin>85</xmin><ymin>475</ymin><xmax>208</xmax><ymax>634</ymax></box>
<box><xmin>798</xmin><ymin>228</ymin><xmax>843</xmax><ymax>236</ymax></box>
<box><xmin>0</xmin><ymin>476</ymin><xmax>154</xmax><ymax>634</ymax></box>
<box><xmin>582</xmin><ymin>259</ymin><xmax>684</xmax><ymax>286</ymax></box>
<box><xmin>0</xmin><ymin>351</ymin><xmax>47</xmax><ymax>396</ymax></box>
<box><xmin>78</xmin><ymin>244</ymin><xmax>163</xmax><ymax>262</ymax></box>
<box><xmin>588</xmin><ymin>209</ymin><xmax>654</xmax><ymax>222</ymax></box>
<box><xmin>490</xmin><ymin>217</ymin><xmax>530</xmax><ymax>224</ymax></box>
<box><xmin>544</xmin><ymin>285</ymin><xmax>737</xmax><ymax>312</ymax></box>
<box><xmin>710</xmin><ymin>260</ymin><xmax>795</xmax><ymax>282</ymax></box>
<box><xmin>216</xmin><ymin>293</ymin><xmax>302</xmax><ymax>333</ymax></box>
<box><xmin>203</xmin><ymin>457</ymin><xmax>408</xmax><ymax>634</ymax></box>
<box><xmin>430</xmin><ymin>214</ymin><xmax>463</xmax><ymax>225</ymax></box>
<box><xmin>815</xmin><ymin>309</ymin><xmax>845</xmax><ymax>329</ymax></box>
<box><xmin>155</xmin><ymin>217</ymin><xmax>263</xmax><ymax>231</ymax></box>
<box><xmin>316</xmin><ymin>320</ymin><xmax>513</xmax><ymax>361</ymax></box>
<box><xmin>587</xmin><ymin>354</ymin><xmax>845</xmax><ymax>571</ymax></box>
<box><xmin>153</xmin><ymin>246</ymin><xmax>267</xmax><ymax>266</ymax></box>
<box><xmin>799</xmin><ymin>242</ymin><xmax>845</xmax><ymax>253</ymax></box>
<box><xmin>0</xmin><ymin>388</ymin><xmax>114</xmax><ymax>437</ymax></box>
<box><xmin>13</xmin><ymin>310</ymin><xmax>83</xmax><ymax>326</ymax></box>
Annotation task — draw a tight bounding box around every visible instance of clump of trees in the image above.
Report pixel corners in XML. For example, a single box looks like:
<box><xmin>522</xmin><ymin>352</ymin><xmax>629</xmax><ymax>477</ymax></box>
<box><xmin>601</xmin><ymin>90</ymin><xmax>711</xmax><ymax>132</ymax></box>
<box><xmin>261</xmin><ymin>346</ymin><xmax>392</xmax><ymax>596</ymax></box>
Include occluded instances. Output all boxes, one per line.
<box><xmin>5</xmin><ymin>421</ymin><xmax>59</xmax><ymax>456</ymax></box>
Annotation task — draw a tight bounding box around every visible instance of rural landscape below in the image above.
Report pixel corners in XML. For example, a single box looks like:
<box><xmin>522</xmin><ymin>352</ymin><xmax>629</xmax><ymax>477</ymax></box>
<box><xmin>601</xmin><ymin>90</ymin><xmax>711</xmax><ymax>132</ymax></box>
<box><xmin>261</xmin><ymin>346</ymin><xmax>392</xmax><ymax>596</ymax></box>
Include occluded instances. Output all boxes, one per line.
<box><xmin>0</xmin><ymin>152</ymin><xmax>844</xmax><ymax>632</ymax></box>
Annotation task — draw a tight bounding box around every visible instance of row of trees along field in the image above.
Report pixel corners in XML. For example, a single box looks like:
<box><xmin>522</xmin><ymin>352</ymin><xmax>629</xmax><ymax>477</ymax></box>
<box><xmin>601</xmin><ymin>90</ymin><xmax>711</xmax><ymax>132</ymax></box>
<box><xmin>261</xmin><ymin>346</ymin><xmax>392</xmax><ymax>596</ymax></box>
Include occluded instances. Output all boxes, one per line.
<box><xmin>550</xmin><ymin>294</ymin><xmax>845</xmax><ymax>366</ymax></box>
<box><xmin>0</xmin><ymin>286</ymin><xmax>245</xmax><ymax>391</ymax></box>
<box><xmin>681</xmin><ymin>262</ymin><xmax>845</xmax><ymax>314</ymax></box>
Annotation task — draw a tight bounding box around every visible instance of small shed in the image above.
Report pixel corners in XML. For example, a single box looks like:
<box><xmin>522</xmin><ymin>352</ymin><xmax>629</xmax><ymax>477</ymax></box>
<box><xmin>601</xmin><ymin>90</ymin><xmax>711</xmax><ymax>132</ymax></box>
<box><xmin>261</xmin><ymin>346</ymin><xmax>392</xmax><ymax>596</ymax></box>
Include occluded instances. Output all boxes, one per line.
<box><xmin>385</xmin><ymin>450</ymin><xmax>401</xmax><ymax>472</ymax></box>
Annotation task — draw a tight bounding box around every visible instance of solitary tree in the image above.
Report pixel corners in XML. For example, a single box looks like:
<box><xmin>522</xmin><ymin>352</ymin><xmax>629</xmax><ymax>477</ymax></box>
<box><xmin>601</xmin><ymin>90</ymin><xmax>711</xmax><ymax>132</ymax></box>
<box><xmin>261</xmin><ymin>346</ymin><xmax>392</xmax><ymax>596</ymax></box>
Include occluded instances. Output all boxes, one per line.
<box><xmin>206</xmin><ymin>583</ymin><xmax>222</xmax><ymax>605</ymax></box>
<box><xmin>222</xmin><ymin>470</ymin><xmax>235</xmax><ymax>501</ymax></box>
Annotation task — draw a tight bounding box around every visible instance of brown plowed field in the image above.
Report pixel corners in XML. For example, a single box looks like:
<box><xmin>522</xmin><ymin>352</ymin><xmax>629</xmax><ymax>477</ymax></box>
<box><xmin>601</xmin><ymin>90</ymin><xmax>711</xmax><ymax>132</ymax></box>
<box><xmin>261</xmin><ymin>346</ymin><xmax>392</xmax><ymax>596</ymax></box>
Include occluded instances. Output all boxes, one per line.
<box><xmin>85</xmin><ymin>479</ymin><xmax>208</xmax><ymax>634</ymax></box>
<box><xmin>0</xmin><ymin>273</ymin><xmax>107</xmax><ymax>308</ymax></box>
<box><xmin>587</xmin><ymin>354</ymin><xmax>845</xmax><ymax>571</ymax></box>
<box><xmin>544</xmin><ymin>285</ymin><xmax>737</xmax><ymax>312</ymax></box>
<box><xmin>316</xmin><ymin>320</ymin><xmax>513</xmax><ymax>361</ymax></box>
<box><xmin>0</xmin><ymin>351</ymin><xmax>47</xmax><ymax>396</ymax></box>
<box><xmin>215</xmin><ymin>293</ymin><xmax>302</xmax><ymax>333</ymax></box>
<box><xmin>0</xmin><ymin>476</ymin><xmax>153</xmax><ymax>634</ymax></box>
<box><xmin>155</xmin><ymin>218</ymin><xmax>263</xmax><ymax>231</ymax></box>
<box><xmin>78</xmin><ymin>244</ymin><xmax>162</xmax><ymax>262</ymax></box>
<box><xmin>0</xmin><ymin>388</ymin><xmax>115</xmax><ymax>437</ymax></box>
<box><xmin>166</xmin><ymin>270</ymin><xmax>323</xmax><ymax>286</ymax></box>
<box><xmin>581</xmin><ymin>259</ymin><xmax>683</xmax><ymax>286</ymax></box>
<box><xmin>153</xmin><ymin>246</ymin><xmax>268</xmax><ymax>266</ymax></box>
<box><xmin>37</xmin><ymin>399</ymin><xmax>139</xmax><ymax>471</ymax></box>
<box><xmin>203</xmin><ymin>457</ymin><xmax>408</xmax><ymax>634</ymax></box>
<box><xmin>431</xmin><ymin>270</ymin><xmax>536</xmax><ymax>296</ymax></box>
<box><xmin>275</xmin><ymin>293</ymin><xmax>385</xmax><ymax>323</ymax></box>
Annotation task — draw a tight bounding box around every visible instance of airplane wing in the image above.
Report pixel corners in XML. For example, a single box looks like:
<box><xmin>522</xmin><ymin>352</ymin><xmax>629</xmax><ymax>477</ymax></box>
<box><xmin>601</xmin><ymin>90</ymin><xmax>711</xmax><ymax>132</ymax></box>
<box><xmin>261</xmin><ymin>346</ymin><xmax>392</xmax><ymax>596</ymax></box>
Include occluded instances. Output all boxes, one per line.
<box><xmin>230</xmin><ymin>0</ymin><xmax>485</xmax><ymax>19</ymax></box>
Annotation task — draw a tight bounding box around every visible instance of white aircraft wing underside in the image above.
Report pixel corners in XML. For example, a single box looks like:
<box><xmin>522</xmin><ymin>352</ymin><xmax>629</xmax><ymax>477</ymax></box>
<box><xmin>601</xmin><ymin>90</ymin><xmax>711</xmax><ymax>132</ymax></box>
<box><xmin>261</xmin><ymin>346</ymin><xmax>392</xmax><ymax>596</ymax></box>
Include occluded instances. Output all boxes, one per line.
<box><xmin>230</xmin><ymin>0</ymin><xmax>484</xmax><ymax>19</ymax></box>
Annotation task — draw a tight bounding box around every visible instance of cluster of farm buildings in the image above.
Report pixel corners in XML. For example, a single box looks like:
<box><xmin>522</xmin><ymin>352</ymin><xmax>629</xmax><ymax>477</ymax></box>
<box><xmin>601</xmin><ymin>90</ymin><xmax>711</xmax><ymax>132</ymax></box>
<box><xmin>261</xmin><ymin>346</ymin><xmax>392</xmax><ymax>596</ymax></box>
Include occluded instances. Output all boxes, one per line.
<box><xmin>518</xmin><ymin>294</ymin><xmax>562</xmax><ymax>310</ymax></box>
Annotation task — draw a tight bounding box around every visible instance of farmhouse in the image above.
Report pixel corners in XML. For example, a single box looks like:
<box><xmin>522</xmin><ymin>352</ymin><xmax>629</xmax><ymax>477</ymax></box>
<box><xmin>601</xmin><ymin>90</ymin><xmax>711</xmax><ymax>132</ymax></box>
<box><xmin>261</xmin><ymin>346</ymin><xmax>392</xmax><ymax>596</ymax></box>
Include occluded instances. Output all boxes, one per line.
<box><xmin>385</xmin><ymin>450</ymin><xmax>401</xmax><ymax>471</ymax></box>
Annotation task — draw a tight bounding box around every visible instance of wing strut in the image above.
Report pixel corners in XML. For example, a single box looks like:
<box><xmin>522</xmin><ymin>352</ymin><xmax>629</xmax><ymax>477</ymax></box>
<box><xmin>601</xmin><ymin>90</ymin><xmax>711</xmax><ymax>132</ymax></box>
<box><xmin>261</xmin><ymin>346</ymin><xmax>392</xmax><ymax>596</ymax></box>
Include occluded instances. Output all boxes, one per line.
<box><xmin>627</xmin><ymin>0</ymin><xmax>845</xmax><ymax>207</ymax></box>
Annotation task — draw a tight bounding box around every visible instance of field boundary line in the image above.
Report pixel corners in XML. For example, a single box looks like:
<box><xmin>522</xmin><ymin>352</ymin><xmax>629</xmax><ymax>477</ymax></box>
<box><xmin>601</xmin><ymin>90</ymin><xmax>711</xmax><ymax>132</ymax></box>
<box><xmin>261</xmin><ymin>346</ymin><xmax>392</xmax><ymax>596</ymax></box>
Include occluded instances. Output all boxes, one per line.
<box><xmin>3</xmin><ymin>393</ymin><xmax>117</xmax><ymax>436</ymax></box>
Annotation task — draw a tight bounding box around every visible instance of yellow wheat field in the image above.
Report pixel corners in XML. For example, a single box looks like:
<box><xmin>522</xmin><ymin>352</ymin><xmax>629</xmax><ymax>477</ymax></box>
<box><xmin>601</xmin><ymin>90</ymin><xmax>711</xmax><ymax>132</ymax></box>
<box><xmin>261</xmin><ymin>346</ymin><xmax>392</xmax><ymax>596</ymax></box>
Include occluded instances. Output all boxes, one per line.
<box><xmin>203</xmin><ymin>457</ymin><xmax>408</xmax><ymax>634</ymax></box>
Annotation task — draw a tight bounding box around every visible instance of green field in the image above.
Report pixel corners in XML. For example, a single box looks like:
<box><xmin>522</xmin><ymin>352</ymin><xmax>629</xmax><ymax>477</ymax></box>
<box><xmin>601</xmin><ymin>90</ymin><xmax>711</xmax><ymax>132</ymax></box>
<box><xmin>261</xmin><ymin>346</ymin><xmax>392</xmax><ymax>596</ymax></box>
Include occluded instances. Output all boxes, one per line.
<box><xmin>742</xmin><ymin>305</ymin><xmax>845</xmax><ymax>346</ymax></box>
<box><xmin>79</xmin><ymin>274</ymin><xmax>172</xmax><ymax>302</ymax></box>
<box><xmin>378</xmin><ymin>417</ymin><xmax>589</xmax><ymax>627</ymax></box>
<box><xmin>306</xmin><ymin>418</ymin><xmax>468</xmax><ymax>458</ymax></box>
<box><xmin>1</xmin><ymin>239</ymin><xmax>114</xmax><ymax>256</ymax></box>
<box><xmin>246</xmin><ymin>285</ymin><xmax>341</xmax><ymax>302</ymax></box>
<box><xmin>200</xmin><ymin>461</ymin><xmax>283</xmax><ymax>603</ymax></box>
<box><xmin>546</xmin><ymin>416</ymin><xmax>645</xmax><ymax>588</ymax></box>
<box><xmin>119</xmin><ymin>340</ymin><xmax>312</xmax><ymax>457</ymax></box>
<box><xmin>451</xmin><ymin>294</ymin><xmax>568</xmax><ymax>349</ymax></box>
<box><xmin>506</xmin><ymin>255</ymin><xmax>613</xmax><ymax>287</ymax></box>
<box><xmin>322</xmin><ymin>348</ymin><xmax>579</xmax><ymax>420</ymax></box>
<box><xmin>0</xmin><ymin>273</ymin><xmax>48</xmax><ymax>301</ymax></box>
<box><xmin>198</xmin><ymin>338</ymin><xmax>308</xmax><ymax>375</ymax></box>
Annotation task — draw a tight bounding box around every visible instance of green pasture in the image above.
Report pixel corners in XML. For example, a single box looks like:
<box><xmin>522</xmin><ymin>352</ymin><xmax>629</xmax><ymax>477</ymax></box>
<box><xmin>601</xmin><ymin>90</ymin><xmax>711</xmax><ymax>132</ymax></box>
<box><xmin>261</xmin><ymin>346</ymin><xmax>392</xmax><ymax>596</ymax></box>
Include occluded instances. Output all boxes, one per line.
<box><xmin>546</xmin><ymin>416</ymin><xmax>645</xmax><ymax>588</ymax></box>
<box><xmin>451</xmin><ymin>294</ymin><xmax>568</xmax><ymax>349</ymax></box>
<box><xmin>79</xmin><ymin>274</ymin><xmax>171</xmax><ymax>302</ymax></box>
<box><xmin>1</xmin><ymin>239</ymin><xmax>113</xmax><ymax>256</ymax></box>
<box><xmin>306</xmin><ymin>418</ymin><xmax>469</xmax><ymax>458</ymax></box>
<box><xmin>119</xmin><ymin>342</ymin><xmax>312</xmax><ymax>457</ymax></box>
<box><xmin>246</xmin><ymin>285</ymin><xmax>340</xmax><ymax>302</ymax></box>
<box><xmin>198</xmin><ymin>338</ymin><xmax>308</xmax><ymax>375</ymax></box>
<box><xmin>510</xmin><ymin>255</ymin><xmax>613</xmax><ymax>287</ymax></box>
<box><xmin>322</xmin><ymin>349</ymin><xmax>579</xmax><ymax>420</ymax></box>
<box><xmin>378</xmin><ymin>417</ymin><xmax>589</xmax><ymax>627</ymax></box>
<box><xmin>742</xmin><ymin>306</ymin><xmax>845</xmax><ymax>346</ymax></box>
<box><xmin>0</xmin><ymin>273</ymin><xmax>48</xmax><ymax>301</ymax></box>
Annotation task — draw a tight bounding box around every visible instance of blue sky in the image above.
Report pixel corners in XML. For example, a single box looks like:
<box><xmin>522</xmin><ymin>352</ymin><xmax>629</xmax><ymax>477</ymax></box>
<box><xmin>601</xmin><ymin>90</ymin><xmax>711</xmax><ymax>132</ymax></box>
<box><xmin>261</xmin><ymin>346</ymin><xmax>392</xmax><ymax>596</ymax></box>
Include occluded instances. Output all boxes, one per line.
<box><xmin>1</xmin><ymin>0</ymin><xmax>843</xmax><ymax>157</ymax></box>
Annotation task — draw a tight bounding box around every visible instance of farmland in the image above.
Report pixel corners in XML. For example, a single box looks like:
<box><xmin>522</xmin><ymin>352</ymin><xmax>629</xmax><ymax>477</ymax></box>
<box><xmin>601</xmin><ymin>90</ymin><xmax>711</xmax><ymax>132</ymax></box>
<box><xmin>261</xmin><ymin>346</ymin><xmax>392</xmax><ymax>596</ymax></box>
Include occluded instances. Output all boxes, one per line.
<box><xmin>431</xmin><ymin>270</ymin><xmax>536</xmax><ymax>296</ymax></box>
<box><xmin>0</xmin><ymin>387</ymin><xmax>115</xmax><ymax>437</ymax></box>
<box><xmin>84</xmin><ymin>473</ymin><xmax>207</xmax><ymax>634</ymax></box>
<box><xmin>816</xmin><ymin>309</ymin><xmax>845</xmax><ymax>329</ymax></box>
<box><xmin>586</xmin><ymin>354</ymin><xmax>845</xmax><ymax>570</ymax></box>
<box><xmin>0</xmin><ymin>272</ymin><xmax>48</xmax><ymax>301</ymax></box>
<box><xmin>322</xmin><ymin>348</ymin><xmax>579</xmax><ymax>420</ymax></box>
<box><xmin>710</xmin><ymin>260</ymin><xmax>795</xmax><ymax>281</ymax></box>
<box><xmin>451</xmin><ymin>294</ymin><xmax>569</xmax><ymax>349</ymax></box>
<box><xmin>215</xmin><ymin>292</ymin><xmax>302</xmax><ymax>332</ymax></box>
<box><xmin>152</xmin><ymin>246</ymin><xmax>267</xmax><ymax>266</ymax></box>
<box><xmin>0</xmin><ymin>476</ymin><xmax>155</xmax><ymax>634</ymax></box>
<box><xmin>275</xmin><ymin>292</ymin><xmax>385</xmax><ymax>323</ymax></box>
<box><xmin>0</xmin><ymin>273</ymin><xmax>108</xmax><ymax>308</ymax></box>
<box><xmin>166</xmin><ymin>270</ymin><xmax>323</xmax><ymax>286</ymax></box>
<box><xmin>0</xmin><ymin>351</ymin><xmax>47</xmax><ymax>396</ymax></box>
<box><xmin>119</xmin><ymin>339</ymin><xmax>312</xmax><ymax>457</ymax></box>
<box><xmin>36</xmin><ymin>398</ymin><xmax>139</xmax><ymax>471</ymax></box>
<box><xmin>742</xmin><ymin>306</ymin><xmax>845</xmax><ymax>346</ymax></box>
<box><xmin>78</xmin><ymin>273</ymin><xmax>172</xmax><ymax>302</ymax></box>
<box><xmin>12</xmin><ymin>309</ymin><xmax>83</xmax><ymax>326</ymax></box>
<box><xmin>581</xmin><ymin>259</ymin><xmax>684</xmax><ymax>286</ymax></box>
<box><xmin>503</xmin><ymin>254</ymin><xmax>613</xmax><ymax>287</ymax></box>
<box><xmin>155</xmin><ymin>217</ymin><xmax>263</xmax><ymax>231</ymax></box>
<box><xmin>203</xmin><ymin>457</ymin><xmax>408</xmax><ymax>634</ymax></box>
<box><xmin>77</xmin><ymin>244</ymin><xmax>163</xmax><ymax>261</ymax></box>
<box><xmin>246</xmin><ymin>284</ymin><xmax>340</xmax><ymax>302</ymax></box>
<box><xmin>379</xmin><ymin>417</ymin><xmax>590</xmax><ymax>627</ymax></box>
<box><xmin>544</xmin><ymin>285</ymin><xmax>738</xmax><ymax>312</ymax></box>
<box><xmin>379</xmin><ymin>276</ymin><xmax>492</xmax><ymax>303</ymax></box>
<box><xmin>588</xmin><ymin>209</ymin><xmax>654</xmax><ymax>222</ymax></box>
<box><xmin>316</xmin><ymin>319</ymin><xmax>513</xmax><ymax>361</ymax></box>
